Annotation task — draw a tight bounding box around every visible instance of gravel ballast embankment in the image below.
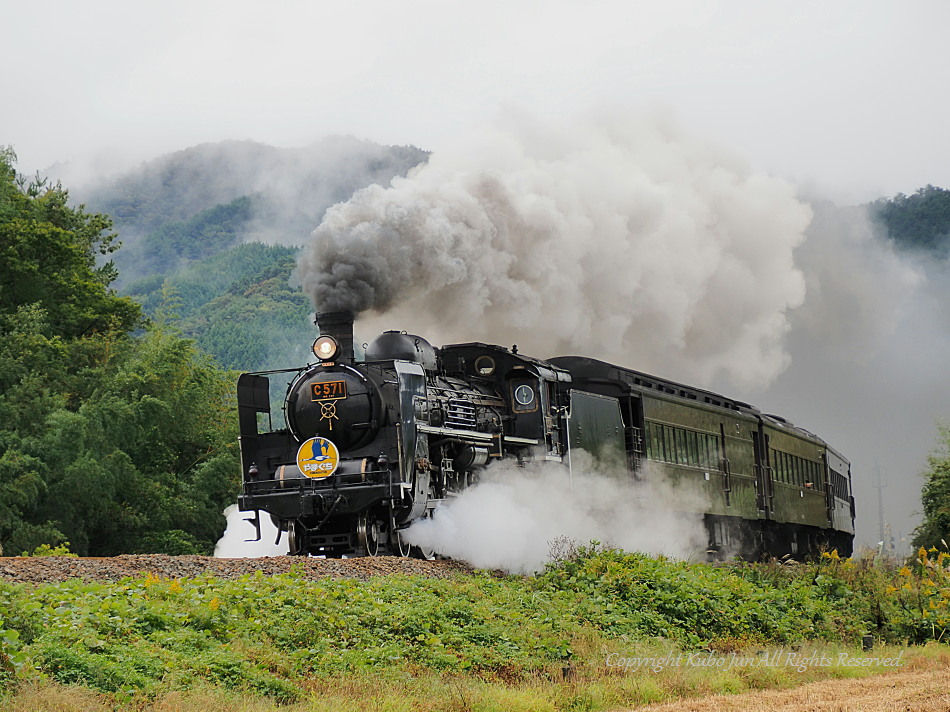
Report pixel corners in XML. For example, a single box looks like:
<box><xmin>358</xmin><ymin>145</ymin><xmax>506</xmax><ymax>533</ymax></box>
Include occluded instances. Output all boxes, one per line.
<box><xmin>0</xmin><ymin>554</ymin><xmax>476</xmax><ymax>584</ymax></box>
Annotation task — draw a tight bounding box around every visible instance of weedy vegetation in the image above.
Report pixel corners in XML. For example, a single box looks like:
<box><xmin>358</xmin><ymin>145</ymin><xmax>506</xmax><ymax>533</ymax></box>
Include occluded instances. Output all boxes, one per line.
<box><xmin>0</xmin><ymin>544</ymin><xmax>947</xmax><ymax>710</ymax></box>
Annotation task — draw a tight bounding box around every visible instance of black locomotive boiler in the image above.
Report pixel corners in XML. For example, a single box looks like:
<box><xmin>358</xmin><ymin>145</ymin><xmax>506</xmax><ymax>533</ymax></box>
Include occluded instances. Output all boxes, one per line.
<box><xmin>237</xmin><ymin>312</ymin><xmax>855</xmax><ymax>558</ymax></box>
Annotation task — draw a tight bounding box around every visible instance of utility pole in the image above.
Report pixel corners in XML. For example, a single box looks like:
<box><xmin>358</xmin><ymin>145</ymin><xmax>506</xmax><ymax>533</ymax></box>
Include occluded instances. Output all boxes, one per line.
<box><xmin>874</xmin><ymin>461</ymin><xmax>887</xmax><ymax>553</ymax></box>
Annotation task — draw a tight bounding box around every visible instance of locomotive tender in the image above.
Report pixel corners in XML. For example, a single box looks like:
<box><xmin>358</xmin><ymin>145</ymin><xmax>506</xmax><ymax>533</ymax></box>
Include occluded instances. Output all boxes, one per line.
<box><xmin>237</xmin><ymin>312</ymin><xmax>854</xmax><ymax>558</ymax></box>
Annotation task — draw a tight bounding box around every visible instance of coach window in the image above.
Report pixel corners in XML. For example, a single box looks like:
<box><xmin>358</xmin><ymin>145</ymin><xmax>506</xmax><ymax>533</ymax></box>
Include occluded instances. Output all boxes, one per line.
<box><xmin>775</xmin><ymin>452</ymin><xmax>786</xmax><ymax>483</ymax></box>
<box><xmin>687</xmin><ymin>431</ymin><xmax>699</xmax><ymax>467</ymax></box>
<box><xmin>652</xmin><ymin>424</ymin><xmax>665</xmax><ymax>461</ymax></box>
<box><xmin>699</xmin><ymin>434</ymin><xmax>710</xmax><ymax>469</ymax></box>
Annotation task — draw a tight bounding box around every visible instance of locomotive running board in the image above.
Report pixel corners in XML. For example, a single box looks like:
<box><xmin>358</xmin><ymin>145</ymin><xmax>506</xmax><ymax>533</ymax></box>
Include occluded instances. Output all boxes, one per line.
<box><xmin>416</xmin><ymin>424</ymin><xmax>494</xmax><ymax>441</ymax></box>
<box><xmin>416</xmin><ymin>424</ymin><xmax>540</xmax><ymax>448</ymax></box>
<box><xmin>503</xmin><ymin>435</ymin><xmax>541</xmax><ymax>446</ymax></box>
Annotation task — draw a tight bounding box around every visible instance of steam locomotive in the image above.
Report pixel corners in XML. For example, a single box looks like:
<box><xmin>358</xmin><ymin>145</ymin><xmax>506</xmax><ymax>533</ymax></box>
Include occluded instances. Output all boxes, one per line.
<box><xmin>237</xmin><ymin>312</ymin><xmax>854</xmax><ymax>558</ymax></box>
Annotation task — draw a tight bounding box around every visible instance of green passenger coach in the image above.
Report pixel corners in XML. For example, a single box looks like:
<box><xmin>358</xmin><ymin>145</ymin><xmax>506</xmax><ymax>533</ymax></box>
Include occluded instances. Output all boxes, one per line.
<box><xmin>548</xmin><ymin>356</ymin><xmax>854</xmax><ymax>558</ymax></box>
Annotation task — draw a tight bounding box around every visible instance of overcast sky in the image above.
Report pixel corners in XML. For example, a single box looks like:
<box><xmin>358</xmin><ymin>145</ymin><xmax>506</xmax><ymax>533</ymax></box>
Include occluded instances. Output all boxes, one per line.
<box><xmin>4</xmin><ymin>1</ymin><xmax>949</xmax><ymax>202</ymax></box>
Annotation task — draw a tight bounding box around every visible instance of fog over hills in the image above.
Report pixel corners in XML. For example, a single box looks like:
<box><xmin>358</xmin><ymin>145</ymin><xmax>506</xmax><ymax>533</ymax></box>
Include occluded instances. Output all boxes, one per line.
<box><xmin>70</xmin><ymin>136</ymin><xmax>428</xmax><ymax>283</ymax></box>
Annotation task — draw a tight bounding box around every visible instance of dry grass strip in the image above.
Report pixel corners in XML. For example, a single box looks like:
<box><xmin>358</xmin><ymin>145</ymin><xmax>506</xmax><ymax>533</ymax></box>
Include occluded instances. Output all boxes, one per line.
<box><xmin>633</xmin><ymin>666</ymin><xmax>950</xmax><ymax>712</ymax></box>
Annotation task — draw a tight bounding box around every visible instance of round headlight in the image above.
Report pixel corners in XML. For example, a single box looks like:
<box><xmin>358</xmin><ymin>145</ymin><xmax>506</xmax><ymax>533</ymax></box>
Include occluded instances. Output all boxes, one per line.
<box><xmin>313</xmin><ymin>335</ymin><xmax>340</xmax><ymax>361</ymax></box>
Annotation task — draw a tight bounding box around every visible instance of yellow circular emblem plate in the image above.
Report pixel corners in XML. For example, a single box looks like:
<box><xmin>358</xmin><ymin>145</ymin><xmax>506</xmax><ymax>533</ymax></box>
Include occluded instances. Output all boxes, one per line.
<box><xmin>296</xmin><ymin>436</ymin><xmax>340</xmax><ymax>478</ymax></box>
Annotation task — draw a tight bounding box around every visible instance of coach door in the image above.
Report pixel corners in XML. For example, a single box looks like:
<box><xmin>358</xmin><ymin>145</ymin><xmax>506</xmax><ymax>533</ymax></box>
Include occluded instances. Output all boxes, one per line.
<box><xmin>751</xmin><ymin>429</ymin><xmax>774</xmax><ymax>519</ymax></box>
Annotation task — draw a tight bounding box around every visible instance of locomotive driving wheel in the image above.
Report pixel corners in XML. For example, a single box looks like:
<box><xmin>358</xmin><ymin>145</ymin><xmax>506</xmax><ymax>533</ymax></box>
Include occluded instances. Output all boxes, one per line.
<box><xmin>287</xmin><ymin>520</ymin><xmax>305</xmax><ymax>556</ymax></box>
<box><xmin>410</xmin><ymin>507</ymin><xmax>436</xmax><ymax>560</ymax></box>
<box><xmin>356</xmin><ymin>512</ymin><xmax>382</xmax><ymax>557</ymax></box>
<box><xmin>389</xmin><ymin>509</ymin><xmax>411</xmax><ymax>557</ymax></box>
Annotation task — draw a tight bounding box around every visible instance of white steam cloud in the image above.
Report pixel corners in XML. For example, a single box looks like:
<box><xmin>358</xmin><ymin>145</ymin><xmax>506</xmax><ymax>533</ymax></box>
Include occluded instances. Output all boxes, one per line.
<box><xmin>214</xmin><ymin>504</ymin><xmax>288</xmax><ymax>557</ymax></box>
<box><xmin>783</xmin><ymin>200</ymin><xmax>922</xmax><ymax>359</ymax></box>
<box><xmin>402</xmin><ymin>454</ymin><xmax>709</xmax><ymax>573</ymax></box>
<box><xmin>298</xmin><ymin>111</ymin><xmax>812</xmax><ymax>389</ymax></box>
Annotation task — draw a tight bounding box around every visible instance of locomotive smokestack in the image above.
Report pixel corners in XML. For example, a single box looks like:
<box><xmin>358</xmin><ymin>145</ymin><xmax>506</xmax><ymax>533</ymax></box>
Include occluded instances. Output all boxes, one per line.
<box><xmin>315</xmin><ymin>310</ymin><xmax>355</xmax><ymax>363</ymax></box>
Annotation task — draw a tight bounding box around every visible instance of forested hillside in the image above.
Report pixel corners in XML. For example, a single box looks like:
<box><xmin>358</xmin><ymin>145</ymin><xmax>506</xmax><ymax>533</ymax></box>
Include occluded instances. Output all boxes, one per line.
<box><xmin>124</xmin><ymin>243</ymin><xmax>313</xmax><ymax>369</ymax></box>
<box><xmin>0</xmin><ymin>147</ymin><xmax>238</xmax><ymax>556</ymax></box>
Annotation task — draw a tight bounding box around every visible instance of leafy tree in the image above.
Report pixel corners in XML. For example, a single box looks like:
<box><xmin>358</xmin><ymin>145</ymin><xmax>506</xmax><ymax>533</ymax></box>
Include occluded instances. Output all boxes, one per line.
<box><xmin>871</xmin><ymin>184</ymin><xmax>950</xmax><ymax>256</ymax></box>
<box><xmin>0</xmin><ymin>148</ymin><xmax>239</xmax><ymax>555</ymax></box>
<box><xmin>0</xmin><ymin>147</ymin><xmax>141</xmax><ymax>337</ymax></box>
<box><xmin>912</xmin><ymin>424</ymin><xmax>950</xmax><ymax>551</ymax></box>
<box><xmin>30</xmin><ymin>326</ymin><xmax>239</xmax><ymax>555</ymax></box>
<box><xmin>0</xmin><ymin>307</ymin><xmax>239</xmax><ymax>556</ymax></box>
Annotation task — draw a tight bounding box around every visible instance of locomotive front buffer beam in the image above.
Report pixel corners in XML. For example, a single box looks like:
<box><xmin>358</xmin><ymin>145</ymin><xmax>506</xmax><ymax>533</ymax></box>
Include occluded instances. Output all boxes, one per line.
<box><xmin>238</xmin><ymin>481</ymin><xmax>395</xmax><ymax>525</ymax></box>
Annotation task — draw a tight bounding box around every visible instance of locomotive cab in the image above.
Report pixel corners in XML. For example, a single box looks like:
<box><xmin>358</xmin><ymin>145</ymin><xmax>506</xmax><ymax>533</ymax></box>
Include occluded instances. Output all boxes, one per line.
<box><xmin>440</xmin><ymin>342</ymin><xmax>570</xmax><ymax>460</ymax></box>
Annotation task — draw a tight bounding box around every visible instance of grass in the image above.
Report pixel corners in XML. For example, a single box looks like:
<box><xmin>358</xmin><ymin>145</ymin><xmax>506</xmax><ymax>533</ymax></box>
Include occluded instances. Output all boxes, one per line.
<box><xmin>0</xmin><ymin>545</ymin><xmax>947</xmax><ymax>710</ymax></box>
<box><xmin>4</xmin><ymin>643</ymin><xmax>947</xmax><ymax>712</ymax></box>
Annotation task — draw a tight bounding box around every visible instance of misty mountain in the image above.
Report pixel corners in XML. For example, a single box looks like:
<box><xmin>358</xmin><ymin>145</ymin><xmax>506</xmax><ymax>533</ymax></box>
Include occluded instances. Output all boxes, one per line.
<box><xmin>76</xmin><ymin>136</ymin><xmax>428</xmax><ymax>285</ymax></box>
<box><xmin>78</xmin><ymin>136</ymin><xmax>428</xmax><ymax>236</ymax></box>
<box><xmin>117</xmin><ymin>195</ymin><xmax>257</xmax><ymax>278</ymax></box>
<box><xmin>79</xmin><ymin>136</ymin><xmax>428</xmax><ymax>369</ymax></box>
<box><xmin>122</xmin><ymin>242</ymin><xmax>312</xmax><ymax>371</ymax></box>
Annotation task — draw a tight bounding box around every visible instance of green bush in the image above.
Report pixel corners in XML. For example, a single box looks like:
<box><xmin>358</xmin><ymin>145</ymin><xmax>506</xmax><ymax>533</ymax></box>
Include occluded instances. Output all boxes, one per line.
<box><xmin>0</xmin><ymin>547</ymin><xmax>947</xmax><ymax>702</ymax></box>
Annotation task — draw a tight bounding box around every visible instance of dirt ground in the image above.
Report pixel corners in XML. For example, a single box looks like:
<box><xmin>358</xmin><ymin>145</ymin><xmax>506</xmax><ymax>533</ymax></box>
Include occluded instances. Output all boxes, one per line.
<box><xmin>634</xmin><ymin>663</ymin><xmax>950</xmax><ymax>712</ymax></box>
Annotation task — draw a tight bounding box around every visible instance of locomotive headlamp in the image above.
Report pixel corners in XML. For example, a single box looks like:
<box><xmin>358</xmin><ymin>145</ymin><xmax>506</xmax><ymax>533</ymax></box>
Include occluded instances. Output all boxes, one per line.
<box><xmin>313</xmin><ymin>335</ymin><xmax>340</xmax><ymax>361</ymax></box>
